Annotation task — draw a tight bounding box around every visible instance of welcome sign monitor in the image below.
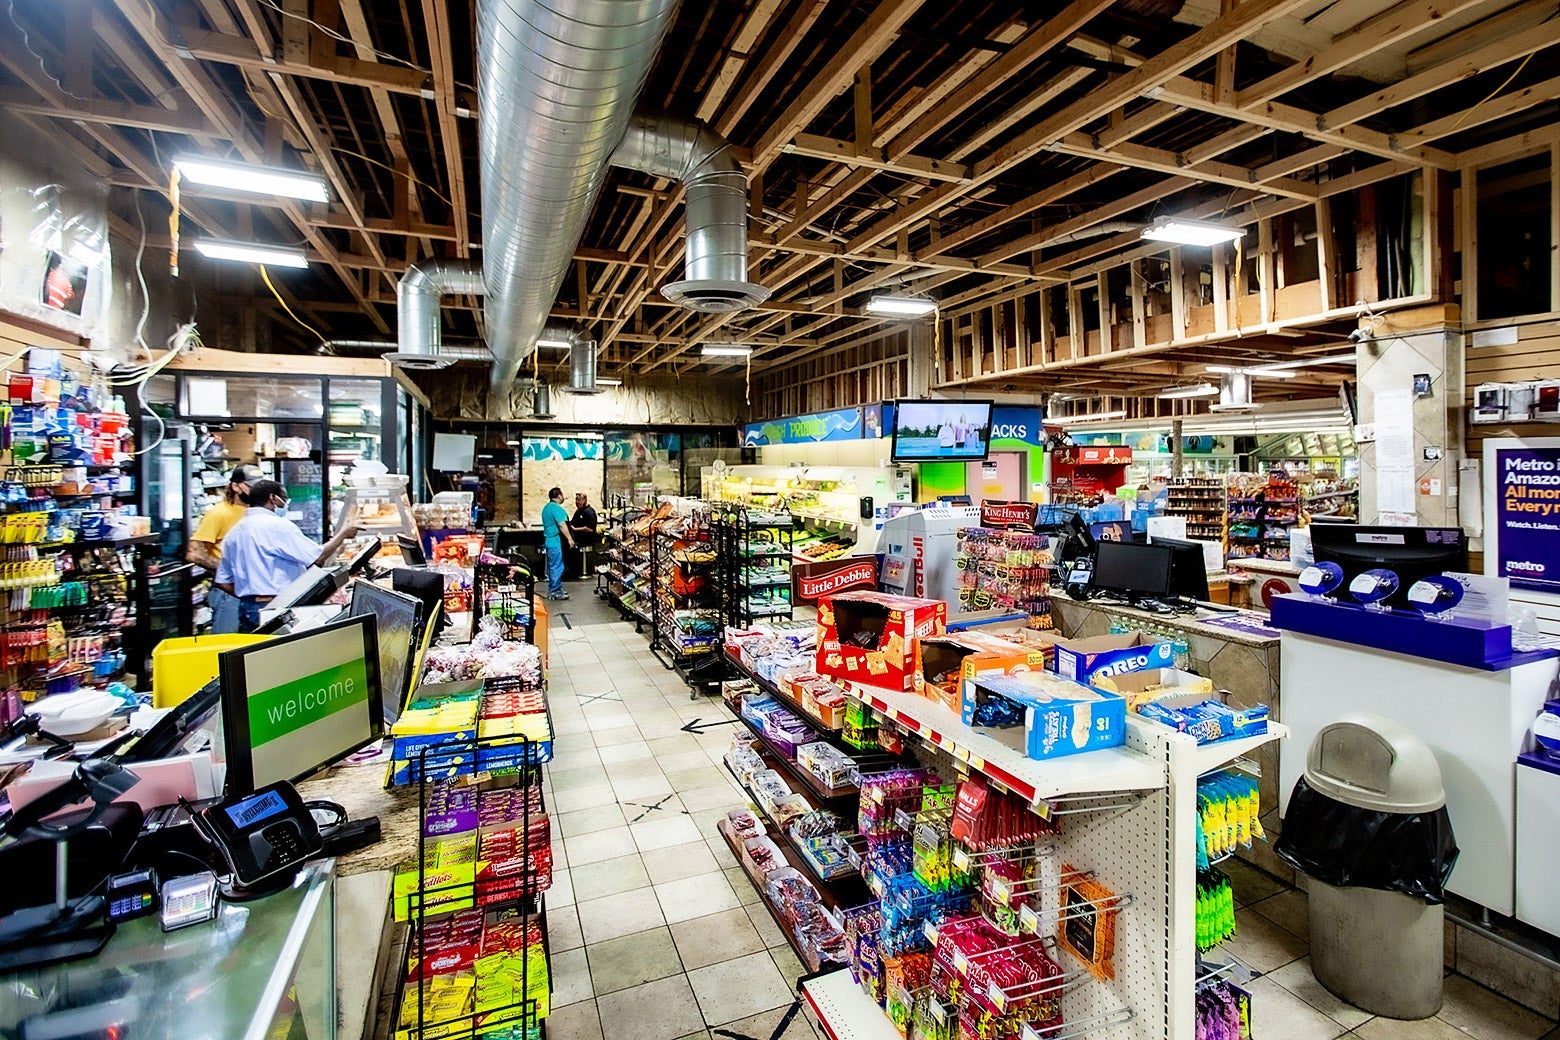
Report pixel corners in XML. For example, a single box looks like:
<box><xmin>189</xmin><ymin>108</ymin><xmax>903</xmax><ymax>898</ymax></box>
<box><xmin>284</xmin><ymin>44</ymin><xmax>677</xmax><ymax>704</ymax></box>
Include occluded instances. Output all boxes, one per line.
<box><xmin>890</xmin><ymin>400</ymin><xmax>994</xmax><ymax>462</ymax></box>
<box><xmin>219</xmin><ymin>615</ymin><xmax>382</xmax><ymax>795</ymax></box>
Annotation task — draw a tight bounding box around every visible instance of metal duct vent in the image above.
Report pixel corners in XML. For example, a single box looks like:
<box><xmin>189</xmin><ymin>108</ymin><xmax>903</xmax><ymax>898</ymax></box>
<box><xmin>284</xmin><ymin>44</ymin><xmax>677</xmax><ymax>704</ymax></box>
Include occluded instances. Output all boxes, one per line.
<box><xmin>611</xmin><ymin>113</ymin><xmax>770</xmax><ymax>313</ymax></box>
<box><xmin>566</xmin><ymin>338</ymin><xmax>603</xmax><ymax>394</ymax></box>
<box><xmin>389</xmin><ymin>260</ymin><xmax>485</xmax><ymax>370</ymax></box>
<box><xmin>533</xmin><ymin>382</ymin><xmax>554</xmax><ymax>419</ymax></box>
<box><xmin>476</xmin><ymin>0</ymin><xmax>681</xmax><ymax>391</ymax></box>
<box><xmin>1209</xmin><ymin>371</ymin><xmax>1261</xmax><ymax>412</ymax></box>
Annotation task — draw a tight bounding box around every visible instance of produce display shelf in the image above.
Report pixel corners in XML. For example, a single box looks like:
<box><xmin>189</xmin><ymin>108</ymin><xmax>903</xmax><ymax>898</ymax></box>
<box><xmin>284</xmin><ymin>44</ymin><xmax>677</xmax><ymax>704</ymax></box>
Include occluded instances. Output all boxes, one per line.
<box><xmin>847</xmin><ymin>683</ymin><xmax>1165</xmax><ymax>814</ymax></box>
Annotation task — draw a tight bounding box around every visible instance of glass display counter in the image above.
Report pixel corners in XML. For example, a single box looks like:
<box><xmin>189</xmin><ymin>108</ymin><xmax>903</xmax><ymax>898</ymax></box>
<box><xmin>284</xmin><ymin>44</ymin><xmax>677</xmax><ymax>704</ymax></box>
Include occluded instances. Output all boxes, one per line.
<box><xmin>0</xmin><ymin>860</ymin><xmax>336</xmax><ymax>1040</ymax></box>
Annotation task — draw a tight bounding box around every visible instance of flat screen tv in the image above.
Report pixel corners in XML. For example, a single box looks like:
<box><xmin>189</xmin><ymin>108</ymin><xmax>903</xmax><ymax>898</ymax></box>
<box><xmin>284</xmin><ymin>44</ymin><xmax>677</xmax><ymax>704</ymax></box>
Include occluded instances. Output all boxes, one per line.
<box><xmin>890</xmin><ymin>400</ymin><xmax>994</xmax><ymax>462</ymax></box>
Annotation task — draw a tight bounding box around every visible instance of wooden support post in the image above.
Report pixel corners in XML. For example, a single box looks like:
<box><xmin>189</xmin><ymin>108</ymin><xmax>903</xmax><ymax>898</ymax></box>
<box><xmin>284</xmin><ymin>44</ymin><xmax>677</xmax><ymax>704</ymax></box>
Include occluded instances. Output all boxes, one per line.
<box><xmin>1459</xmin><ymin>168</ymin><xmax>1478</xmax><ymax>320</ymax></box>
<box><xmin>311</xmin><ymin>0</ymin><xmax>341</xmax><ymax>68</ymax></box>
<box><xmin>1553</xmin><ymin>144</ymin><xmax>1560</xmax><ymax>312</ymax></box>
<box><xmin>1097</xmin><ymin>271</ymin><xmax>1113</xmax><ymax>353</ymax></box>
<box><xmin>1169</xmin><ymin>248</ymin><xmax>1187</xmax><ymax>341</ymax></box>
<box><xmin>1257</xmin><ymin>220</ymin><xmax>1275</xmax><ymax>325</ymax></box>
<box><xmin>1068</xmin><ymin>285</ymin><xmax>1085</xmax><ymax>359</ymax></box>
<box><xmin>853</xmin><ymin>66</ymin><xmax>873</xmax><ymax>153</ymax></box>
<box><xmin>1038</xmin><ymin>288</ymin><xmax>1055</xmax><ymax>366</ymax></box>
<box><xmin>1014</xmin><ymin>293</ymin><xmax>1030</xmax><ymax>368</ymax></box>
<box><xmin>992</xmin><ymin>304</ymin><xmax>1005</xmax><ymax>372</ymax></box>
<box><xmin>1357</xmin><ymin>185</ymin><xmax>1380</xmax><ymax>304</ymax></box>
<box><xmin>749</xmin><ymin>170</ymin><xmax>764</xmax><ymax>221</ymax></box>
<box><xmin>282</xmin><ymin>0</ymin><xmax>311</xmax><ymax>67</ymax></box>
<box><xmin>1129</xmin><ymin>260</ymin><xmax>1147</xmax><ymax>348</ymax></box>
<box><xmin>1316</xmin><ymin>198</ymin><xmax>1338</xmax><ymax>311</ymax></box>
<box><xmin>972</xmin><ymin>308</ymin><xmax>987</xmax><ymax>374</ymax></box>
<box><xmin>577</xmin><ymin>259</ymin><xmax>590</xmax><ymax>318</ymax></box>
<box><xmin>1211</xmin><ymin>247</ymin><xmax>1230</xmax><ymax>333</ymax></box>
<box><xmin>1422</xmin><ymin>167</ymin><xmax>1440</xmax><ymax>300</ymax></box>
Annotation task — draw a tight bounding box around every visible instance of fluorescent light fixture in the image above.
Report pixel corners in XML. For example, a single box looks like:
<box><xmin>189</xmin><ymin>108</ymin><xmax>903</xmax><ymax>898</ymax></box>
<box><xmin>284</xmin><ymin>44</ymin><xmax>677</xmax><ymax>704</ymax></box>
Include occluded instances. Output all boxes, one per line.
<box><xmin>1157</xmin><ymin>383</ymin><xmax>1220</xmax><ymax>399</ymax></box>
<box><xmin>193</xmin><ymin>238</ymin><xmax>309</xmax><ymax>269</ymax></box>
<box><xmin>1141</xmin><ymin>217</ymin><xmax>1244</xmax><ymax>247</ymax></box>
<box><xmin>865</xmin><ymin>294</ymin><xmax>938</xmax><ymax>317</ymax></box>
<box><xmin>701</xmin><ymin>344</ymin><xmax>753</xmax><ymax>357</ymax></box>
<box><xmin>1205</xmin><ymin>365</ymin><xmax>1297</xmax><ymax>379</ymax></box>
<box><xmin>173</xmin><ymin>155</ymin><xmax>329</xmax><ymax>203</ymax></box>
<box><xmin>596</xmin><ymin>378</ymin><xmax>622</xmax><ymax>386</ymax></box>
<box><xmin>1050</xmin><ymin>410</ymin><xmax>1128</xmax><ymax>424</ymax></box>
<box><xmin>535</xmin><ymin>338</ymin><xmax>572</xmax><ymax>349</ymax></box>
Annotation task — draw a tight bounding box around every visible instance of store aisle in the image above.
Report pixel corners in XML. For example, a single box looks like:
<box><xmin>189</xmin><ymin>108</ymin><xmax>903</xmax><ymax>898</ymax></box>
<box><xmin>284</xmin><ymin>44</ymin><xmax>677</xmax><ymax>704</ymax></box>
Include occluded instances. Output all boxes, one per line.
<box><xmin>542</xmin><ymin>589</ymin><xmax>822</xmax><ymax>1040</ymax></box>
<box><xmin>541</xmin><ymin>588</ymin><xmax>1560</xmax><ymax>1040</ymax></box>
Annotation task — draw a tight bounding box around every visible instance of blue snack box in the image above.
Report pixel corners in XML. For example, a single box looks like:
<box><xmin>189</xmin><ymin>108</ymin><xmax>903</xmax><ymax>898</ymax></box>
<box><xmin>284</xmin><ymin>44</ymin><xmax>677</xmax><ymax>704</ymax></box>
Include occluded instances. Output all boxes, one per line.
<box><xmin>968</xmin><ymin>673</ymin><xmax>1127</xmax><ymax>761</ymax></box>
<box><xmin>1051</xmin><ymin>632</ymin><xmax>1175</xmax><ymax>689</ymax></box>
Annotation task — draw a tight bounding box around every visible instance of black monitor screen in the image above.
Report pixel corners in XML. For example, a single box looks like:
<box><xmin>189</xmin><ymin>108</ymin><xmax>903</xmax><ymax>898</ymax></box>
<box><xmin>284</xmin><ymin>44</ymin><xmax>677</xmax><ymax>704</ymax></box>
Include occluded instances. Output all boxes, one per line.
<box><xmin>1311</xmin><ymin>524</ymin><xmax>1467</xmax><ymax>609</ymax></box>
<box><xmin>1150</xmin><ymin>536</ymin><xmax>1210</xmax><ymax>603</ymax></box>
<box><xmin>1091</xmin><ymin>541</ymin><xmax>1174</xmax><ymax>600</ymax></box>
<box><xmin>397</xmin><ymin>535</ymin><xmax>427</xmax><ymax>566</ymax></box>
<box><xmin>218</xmin><ymin>615</ymin><xmax>382</xmax><ymax>795</ymax></box>
<box><xmin>393</xmin><ymin>567</ymin><xmax>447</xmax><ymax>623</ymax></box>
<box><xmin>349</xmin><ymin>582</ymin><xmax>425</xmax><ymax>726</ymax></box>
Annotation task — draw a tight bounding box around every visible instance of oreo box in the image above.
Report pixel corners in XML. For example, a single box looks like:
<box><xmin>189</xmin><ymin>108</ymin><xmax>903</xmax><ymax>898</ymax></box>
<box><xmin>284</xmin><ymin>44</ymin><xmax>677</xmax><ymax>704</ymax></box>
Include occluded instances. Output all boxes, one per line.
<box><xmin>1051</xmin><ymin>632</ymin><xmax>1175</xmax><ymax>690</ymax></box>
<box><xmin>968</xmin><ymin>672</ymin><xmax>1125</xmax><ymax>761</ymax></box>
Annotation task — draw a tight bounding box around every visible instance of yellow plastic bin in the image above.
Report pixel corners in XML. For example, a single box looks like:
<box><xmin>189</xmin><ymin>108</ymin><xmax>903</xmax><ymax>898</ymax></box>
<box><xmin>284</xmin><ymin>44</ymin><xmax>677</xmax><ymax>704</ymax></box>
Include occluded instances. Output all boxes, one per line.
<box><xmin>152</xmin><ymin>633</ymin><xmax>270</xmax><ymax>707</ymax></box>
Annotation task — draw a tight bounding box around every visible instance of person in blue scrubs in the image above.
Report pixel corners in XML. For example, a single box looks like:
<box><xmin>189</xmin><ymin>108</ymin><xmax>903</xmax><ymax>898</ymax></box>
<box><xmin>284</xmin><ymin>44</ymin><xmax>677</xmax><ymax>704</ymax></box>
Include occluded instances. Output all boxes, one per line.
<box><xmin>540</xmin><ymin>486</ymin><xmax>574</xmax><ymax>600</ymax></box>
<box><xmin>216</xmin><ymin>479</ymin><xmax>360</xmax><ymax>631</ymax></box>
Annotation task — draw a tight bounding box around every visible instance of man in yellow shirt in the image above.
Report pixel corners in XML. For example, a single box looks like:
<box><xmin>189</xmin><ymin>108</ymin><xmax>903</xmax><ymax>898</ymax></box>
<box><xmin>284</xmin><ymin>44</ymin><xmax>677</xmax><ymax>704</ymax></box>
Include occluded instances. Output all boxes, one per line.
<box><xmin>186</xmin><ymin>465</ymin><xmax>262</xmax><ymax>633</ymax></box>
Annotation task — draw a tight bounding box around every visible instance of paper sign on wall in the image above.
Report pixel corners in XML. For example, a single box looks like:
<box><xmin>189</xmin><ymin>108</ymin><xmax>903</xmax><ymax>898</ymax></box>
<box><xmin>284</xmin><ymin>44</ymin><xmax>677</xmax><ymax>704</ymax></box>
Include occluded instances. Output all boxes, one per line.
<box><xmin>1374</xmin><ymin>388</ymin><xmax>1416</xmax><ymax>515</ymax></box>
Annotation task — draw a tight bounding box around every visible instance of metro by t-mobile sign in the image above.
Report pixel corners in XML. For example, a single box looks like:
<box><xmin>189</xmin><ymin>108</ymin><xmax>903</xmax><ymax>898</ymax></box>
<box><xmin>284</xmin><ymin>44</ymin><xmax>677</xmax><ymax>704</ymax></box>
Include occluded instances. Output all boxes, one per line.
<box><xmin>793</xmin><ymin>558</ymin><xmax>879</xmax><ymax>603</ymax></box>
<box><xmin>979</xmin><ymin>500</ymin><xmax>1038</xmax><ymax>529</ymax></box>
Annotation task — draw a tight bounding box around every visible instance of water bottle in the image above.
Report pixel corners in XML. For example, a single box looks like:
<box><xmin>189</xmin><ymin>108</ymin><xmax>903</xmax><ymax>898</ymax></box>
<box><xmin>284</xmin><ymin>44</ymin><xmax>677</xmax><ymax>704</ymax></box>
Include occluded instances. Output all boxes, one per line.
<box><xmin>1172</xmin><ymin>638</ymin><xmax>1191</xmax><ymax>671</ymax></box>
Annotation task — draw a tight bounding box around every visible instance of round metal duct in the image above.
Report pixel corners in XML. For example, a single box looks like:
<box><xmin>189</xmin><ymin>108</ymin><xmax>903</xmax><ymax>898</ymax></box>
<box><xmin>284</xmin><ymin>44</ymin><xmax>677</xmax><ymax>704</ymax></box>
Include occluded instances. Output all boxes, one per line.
<box><xmin>533</xmin><ymin>382</ymin><xmax>554</xmax><ymax>419</ymax></box>
<box><xmin>565</xmin><ymin>339</ymin><xmax>603</xmax><ymax>394</ymax></box>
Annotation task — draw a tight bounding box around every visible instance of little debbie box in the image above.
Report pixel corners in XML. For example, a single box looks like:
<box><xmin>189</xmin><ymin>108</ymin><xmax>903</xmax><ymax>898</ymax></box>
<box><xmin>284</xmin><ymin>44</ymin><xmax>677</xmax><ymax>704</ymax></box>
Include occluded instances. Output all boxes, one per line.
<box><xmin>816</xmin><ymin>591</ymin><xmax>947</xmax><ymax>692</ymax></box>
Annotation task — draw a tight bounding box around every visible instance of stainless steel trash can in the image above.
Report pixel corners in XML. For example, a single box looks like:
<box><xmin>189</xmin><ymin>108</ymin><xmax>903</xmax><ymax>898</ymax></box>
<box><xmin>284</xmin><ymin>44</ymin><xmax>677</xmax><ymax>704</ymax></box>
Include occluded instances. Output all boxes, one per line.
<box><xmin>1292</xmin><ymin>713</ymin><xmax>1449</xmax><ymax>1020</ymax></box>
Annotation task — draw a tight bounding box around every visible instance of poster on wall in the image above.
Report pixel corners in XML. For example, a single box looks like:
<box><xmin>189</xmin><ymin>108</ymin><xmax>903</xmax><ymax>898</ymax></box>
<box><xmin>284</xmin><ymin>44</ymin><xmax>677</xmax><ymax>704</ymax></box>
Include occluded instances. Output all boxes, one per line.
<box><xmin>1484</xmin><ymin>438</ymin><xmax>1560</xmax><ymax>595</ymax></box>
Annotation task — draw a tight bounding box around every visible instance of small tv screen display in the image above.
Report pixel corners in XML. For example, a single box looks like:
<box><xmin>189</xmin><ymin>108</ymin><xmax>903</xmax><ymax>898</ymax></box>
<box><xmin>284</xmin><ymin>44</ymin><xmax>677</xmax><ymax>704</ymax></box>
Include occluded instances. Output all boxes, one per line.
<box><xmin>890</xmin><ymin>400</ymin><xmax>994</xmax><ymax>462</ymax></box>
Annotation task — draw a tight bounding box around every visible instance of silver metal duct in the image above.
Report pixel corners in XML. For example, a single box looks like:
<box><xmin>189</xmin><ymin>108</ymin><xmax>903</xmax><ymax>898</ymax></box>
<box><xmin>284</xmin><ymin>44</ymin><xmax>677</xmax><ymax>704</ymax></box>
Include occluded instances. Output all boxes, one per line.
<box><xmin>477</xmin><ymin>0</ymin><xmax>681</xmax><ymax>391</ymax></box>
<box><xmin>611</xmin><ymin>112</ymin><xmax>770</xmax><ymax>313</ymax></box>
<box><xmin>566</xmin><ymin>337</ymin><xmax>603</xmax><ymax>394</ymax></box>
<box><xmin>390</xmin><ymin>260</ymin><xmax>485</xmax><ymax>370</ymax></box>
<box><xmin>533</xmin><ymin>382</ymin><xmax>554</xmax><ymax>419</ymax></box>
<box><xmin>1210</xmin><ymin>371</ymin><xmax>1260</xmax><ymax>412</ymax></box>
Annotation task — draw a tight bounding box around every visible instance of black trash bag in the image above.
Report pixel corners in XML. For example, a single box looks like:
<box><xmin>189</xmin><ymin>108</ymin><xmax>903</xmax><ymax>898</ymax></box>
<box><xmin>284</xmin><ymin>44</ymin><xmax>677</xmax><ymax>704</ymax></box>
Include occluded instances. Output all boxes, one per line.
<box><xmin>1275</xmin><ymin>776</ymin><xmax>1459</xmax><ymax>903</ymax></box>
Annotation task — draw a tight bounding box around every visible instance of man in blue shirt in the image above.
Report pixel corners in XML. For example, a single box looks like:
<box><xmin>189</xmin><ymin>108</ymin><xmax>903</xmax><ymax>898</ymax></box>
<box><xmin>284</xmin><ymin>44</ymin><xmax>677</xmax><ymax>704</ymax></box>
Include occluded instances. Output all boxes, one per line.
<box><xmin>540</xmin><ymin>486</ymin><xmax>574</xmax><ymax>600</ymax></box>
<box><xmin>216</xmin><ymin>479</ymin><xmax>360</xmax><ymax>631</ymax></box>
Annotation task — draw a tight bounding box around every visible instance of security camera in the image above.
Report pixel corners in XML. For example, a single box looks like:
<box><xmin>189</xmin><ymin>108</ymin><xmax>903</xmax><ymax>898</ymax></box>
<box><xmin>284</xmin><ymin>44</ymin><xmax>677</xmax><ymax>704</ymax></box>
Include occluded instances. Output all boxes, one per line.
<box><xmin>1348</xmin><ymin>328</ymin><xmax>1369</xmax><ymax>344</ymax></box>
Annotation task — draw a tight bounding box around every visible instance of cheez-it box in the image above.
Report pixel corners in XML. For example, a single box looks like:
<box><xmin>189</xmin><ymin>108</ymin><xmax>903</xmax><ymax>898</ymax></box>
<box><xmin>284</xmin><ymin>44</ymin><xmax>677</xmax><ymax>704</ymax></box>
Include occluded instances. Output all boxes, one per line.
<box><xmin>816</xmin><ymin>591</ymin><xmax>947</xmax><ymax>692</ymax></box>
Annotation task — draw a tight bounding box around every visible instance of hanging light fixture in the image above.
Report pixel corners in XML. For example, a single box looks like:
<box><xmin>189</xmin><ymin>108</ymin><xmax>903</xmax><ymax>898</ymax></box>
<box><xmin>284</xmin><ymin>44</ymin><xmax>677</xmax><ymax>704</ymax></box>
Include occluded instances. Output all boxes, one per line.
<box><xmin>866</xmin><ymin>293</ymin><xmax>938</xmax><ymax>317</ymax></box>
<box><xmin>701</xmin><ymin>344</ymin><xmax>753</xmax><ymax>357</ymax></box>
<box><xmin>1141</xmin><ymin>217</ymin><xmax>1244</xmax><ymax>247</ymax></box>
<box><xmin>172</xmin><ymin>155</ymin><xmax>329</xmax><ymax>203</ymax></box>
<box><xmin>193</xmin><ymin>239</ymin><xmax>308</xmax><ymax>269</ymax></box>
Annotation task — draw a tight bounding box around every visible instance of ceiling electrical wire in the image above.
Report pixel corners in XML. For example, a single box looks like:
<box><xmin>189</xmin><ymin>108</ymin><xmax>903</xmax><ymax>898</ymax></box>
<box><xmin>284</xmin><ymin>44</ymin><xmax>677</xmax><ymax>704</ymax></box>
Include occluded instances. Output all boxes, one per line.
<box><xmin>5</xmin><ymin>0</ymin><xmax>90</xmax><ymax>102</ymax></box>
<box><xmin>259</xmin><ymin>265</ymin><xmax>331</xmax><ymax>351</ymax></box>
<box><xmin>332</xmin><ymin>147</ymin><xmax>453</xmax><ymax>207</ymax></box>
<box><xmin>253</xmin><ymin>0</ymin><xmax>432</xmax><ymax>75</ymax></box>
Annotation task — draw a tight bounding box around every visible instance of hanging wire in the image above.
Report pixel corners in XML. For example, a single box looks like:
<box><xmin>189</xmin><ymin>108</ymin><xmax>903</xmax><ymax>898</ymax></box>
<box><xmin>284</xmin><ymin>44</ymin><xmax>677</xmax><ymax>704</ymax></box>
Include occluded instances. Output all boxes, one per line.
<box><xmin>252</xmin><ymin>0</ymin><xmax>432</xmax><ymax>74</ymax></box>
<box><xmin>5</xmin><ymin>0</ymin><xmax>90</xmax><ymax>102</ymax></box>
<box><xmin>333</xmin><ymin>148</ymin><xmax>453</xmax><ymax>208</ymax></box>
<box><xmin>259</xmin><ymin>265</ymin><xmax>331</xmax><ymax>350</ymax></box>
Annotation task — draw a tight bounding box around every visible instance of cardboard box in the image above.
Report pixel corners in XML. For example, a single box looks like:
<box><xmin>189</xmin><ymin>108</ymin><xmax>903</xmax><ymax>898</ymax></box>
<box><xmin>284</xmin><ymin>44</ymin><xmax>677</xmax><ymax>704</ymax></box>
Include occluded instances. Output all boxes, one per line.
<box><xmin>1090</xmin><ymin>667</ymin><xmax>1214</xmax><ymax>707</ymax></box>
<box><xmin>916</xmin><ymin>633</ymin><xmax>1049</xmax><ymax>714</ymax></box>
<box><xmin>967</xmin><ymin>672</ymin><xmax>1126</xmax><ymax>761</ymax></box>
<box><xmin>1051</xmin><ymin>631</ymin><xmax>1175</xmax><ymax>688</ymax></box>
<box><xmin>816</xmin><ymin>591</ymin><xmax>946</xmax><ymax>692</ymax></box>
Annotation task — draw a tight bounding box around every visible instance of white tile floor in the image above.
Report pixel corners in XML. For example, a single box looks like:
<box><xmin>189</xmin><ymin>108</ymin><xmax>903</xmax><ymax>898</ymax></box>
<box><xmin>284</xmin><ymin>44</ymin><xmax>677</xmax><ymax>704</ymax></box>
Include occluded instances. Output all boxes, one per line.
<box><xmin>542</xmin><ymin>585</ymin><xmax>1560</xmax><ymax>1040</ymax></box>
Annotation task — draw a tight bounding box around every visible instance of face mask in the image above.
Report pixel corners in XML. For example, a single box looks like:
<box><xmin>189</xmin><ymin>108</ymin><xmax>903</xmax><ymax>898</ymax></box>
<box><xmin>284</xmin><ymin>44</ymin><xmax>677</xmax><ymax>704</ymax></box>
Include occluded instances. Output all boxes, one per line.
<box><xmin>273</xmin><ymin>501</ymin><xmax>290</xmax><ymax>517</ymax></box>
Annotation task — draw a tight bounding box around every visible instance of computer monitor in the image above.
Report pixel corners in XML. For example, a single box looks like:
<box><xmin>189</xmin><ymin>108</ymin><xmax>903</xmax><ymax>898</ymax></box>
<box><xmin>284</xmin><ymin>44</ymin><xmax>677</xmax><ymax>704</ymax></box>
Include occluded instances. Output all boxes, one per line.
<box><xmin>393</xmin><ymin>567</ymin><xmax>447</xmax><ymax>627</ymax></box>
<box><xmin>1149</xmin><ymin>536</ymin><xmax>1211</xmax><ymax>603</ymax></box>
<box><xmin>1310</xmin><ymin>524</ymin><xmax>1468</xmax><ymax>609</ymax></box>
<box><xmin>339</xmin><ymin>537</ymin><xmax>383</xmax><ymax>577</ymax></box>
<box><xmin>268</xmin><ymin>565</ymin><xmax>338</xmax><ymax>612</ymax></box>
<box><xmin>218</xmin><ymin>615</ymin><xmax>382</xmax><ymax>796</ymax></box>
<box><xmin>1090</xmin><ymin>541</ymin><xmax>1174</xmax><ymax>604</ymax></box>
<box><xmin>349</xmin><ymin>582</ymin><xmax>426</xmax><ymax>726</ymax></box>
<box><xmin>397</xmin><ymin>534</ymin><xmax>427</xmax><ymax>566</ymax></box>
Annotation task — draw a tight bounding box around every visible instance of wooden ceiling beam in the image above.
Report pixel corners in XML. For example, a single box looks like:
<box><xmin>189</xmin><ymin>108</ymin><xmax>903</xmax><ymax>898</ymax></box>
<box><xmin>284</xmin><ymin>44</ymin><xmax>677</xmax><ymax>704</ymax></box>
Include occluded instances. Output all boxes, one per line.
<box><xmin>0</xmin><ymin>87</ymin><xmax>212</xmax><ymax>136</ymax></box>
<box><xmin>923</xmin><ymin>164</ymin><xmax>1123</xmax><ymax>258</ymax></box>
<box><xmin>1157</xmin><ymin>78</ymin><xmax>1458</xmax><ymax>168</ymax></box>
<box><xmin>714</xmin><ymin>0</ymin><xmax>829</xmax><ymax>138</ymax></box>
<box><xmin>1237</xmin><ymin>0</ymin><xmax>1496</xmax><ymax>108</ymax></box>
<box><xmin>783</xmin><ymin>133</ymin><xmax>971</xmax><ymax>182</ymax></box>
<box><xmin>1324</xmin><ymin>6</ymin><xmax>1560</xmax><ymax>128</ymax></box>
<box><xmin>749</xmin><ymin>0</ymin><xmax>930</xmax><ymax>171</ymax></box>
<box><xmin>1397</xmin><ymin>74</ymin><xmax>1560</xmax><ymax>146</ymax></box>
<box><xmin>172</xmin><ymin>24</ymin><xmax>434</xmax><ymax>96</ymax></box>
<box><xmin>697</xmin><ymin>0</ymin><xmax>785</xmax><ymax>124</ymax></box>
<box><xmin>1050</xmin><ymin>133</ymin><xmax>1321</xmax><ymax>201</ymax></box>
<box><xmin>419</xmin><ymin>0</ymin><xmax>472</xmax><ymax>255</ymax></box>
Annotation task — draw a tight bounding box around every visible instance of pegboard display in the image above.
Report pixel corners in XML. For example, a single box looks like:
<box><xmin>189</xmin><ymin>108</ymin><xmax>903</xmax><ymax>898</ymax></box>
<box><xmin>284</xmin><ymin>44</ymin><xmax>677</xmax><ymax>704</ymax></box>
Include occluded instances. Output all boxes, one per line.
<box><xmin>802</xmin><ymin>692</ymin><xmax>1287</xmax><ymax>1040</ymax></box>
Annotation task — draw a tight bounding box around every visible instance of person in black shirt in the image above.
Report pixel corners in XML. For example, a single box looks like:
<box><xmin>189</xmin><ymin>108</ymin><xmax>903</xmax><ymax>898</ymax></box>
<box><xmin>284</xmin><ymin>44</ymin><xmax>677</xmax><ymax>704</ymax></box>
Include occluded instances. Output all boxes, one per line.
<box><xmin>570</xmin><ymin>493</ymin><xmax>598</xmax><ymax>538</ymax></box>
